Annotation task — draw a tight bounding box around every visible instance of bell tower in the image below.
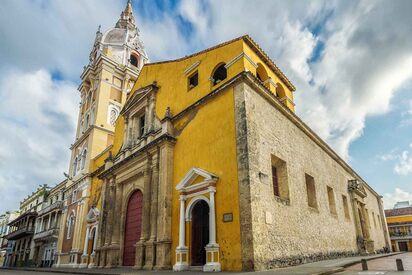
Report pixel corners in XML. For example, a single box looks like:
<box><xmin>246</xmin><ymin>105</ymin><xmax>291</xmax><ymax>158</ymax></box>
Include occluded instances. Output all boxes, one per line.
<box><xmin>69</xmin><ymin>0</ymin><xmax>148</xmax><ymax>179</ymax></box>
<box><xmin>57</xmin><ymin>0</ymin><xmax>148</xmax><ymax>268</ymax></box>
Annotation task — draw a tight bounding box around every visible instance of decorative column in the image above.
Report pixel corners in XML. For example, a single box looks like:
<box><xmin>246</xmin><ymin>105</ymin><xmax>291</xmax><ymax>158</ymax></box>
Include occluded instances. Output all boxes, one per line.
<box><xmin>173</xmin><ymin>195</ymin><xmax>188</xmax><ymax>271</ymax></box>
<box><xmin>209</xmin><ymin>188</ymin><xmax>217</xmax><ymax>245</ymax></box>
<box><xmin>88</xmin><ymin>225</ymin><xmax>98</xmax><ymax>268</ymax></box>
<box><xmin>111</xmin><ymin>183</ymin><xmax>122</xmax><ymax>245</ymax></box>
<box><xmin>47</xmin><ymin>214</ymin><xmax>52</xmax><ymax>231</ymax></box>
<box><xmin>108</xmin><ymin>180</ymin><xmax>121</xmax><ymax>268</ymax></box>
<box><xmin>135</xmin><ymin>161</ymin><xmax>152</xmax><ymax>270</ymax></box>
<box><xmin>80</xmin><ymin>226</ymin><xmax>90</xmax><ymax>268</ymax></box>
<box><xmin>204</xmin><ymin>187</ymin><xmax>221</xmax><ymax>272</ymax></box>
<box><xmin>143</xmin><ymin>159</ymin><xmax>155</xmax><ymax>270</ymax></box>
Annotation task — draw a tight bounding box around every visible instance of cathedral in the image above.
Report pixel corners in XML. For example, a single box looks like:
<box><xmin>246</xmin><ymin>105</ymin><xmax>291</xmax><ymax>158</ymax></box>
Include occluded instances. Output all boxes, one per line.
<box><xmin>52</xmin><ymin>0</ymin><xmax>391</xmax><ymax>272</ymax></box>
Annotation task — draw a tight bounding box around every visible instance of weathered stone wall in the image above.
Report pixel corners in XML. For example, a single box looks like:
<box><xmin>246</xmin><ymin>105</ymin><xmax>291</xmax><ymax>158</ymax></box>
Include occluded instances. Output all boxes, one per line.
<box><xmin>234</xmin><ymin>81</ymin><xmax>387</xmax><ymax>270</ymax></box>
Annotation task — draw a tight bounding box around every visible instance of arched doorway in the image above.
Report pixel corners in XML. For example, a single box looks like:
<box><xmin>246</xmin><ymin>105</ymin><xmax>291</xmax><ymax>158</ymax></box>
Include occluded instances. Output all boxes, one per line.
<box><xmin>191</xmin><ymin>200</ymin><xmax>209</xmax><ymax>266</ymax></box>
<box><xmin>123</xmin><ymin>190</ymin><xmax>143</xmax><ymax>266</ymax></box>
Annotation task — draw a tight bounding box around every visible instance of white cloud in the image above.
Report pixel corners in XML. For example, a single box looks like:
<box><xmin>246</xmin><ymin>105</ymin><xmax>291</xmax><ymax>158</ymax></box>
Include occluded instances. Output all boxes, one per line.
<box><xmin>394</xmin><ymin>150</ymin><xmax>412</xmax><ymax>176</ymax></box>
<box><xmin>0</xmin><ymin>69</ymin><xmax>77</xmax><ymax>212</ymax></box>
<box><xmin>380</xmin><ymin>143</ymin><xmax>412</xmax><ymax>176</ymax></box>
<box><xmin>383</xmin><ymin>188</ymin><xmax>412</xmax><ymax>209</ymax></box>
<box><xmin>0</xmin><ymin>0</ymin><xmax>125</xmax><ymax>79</ymax></box>
<box><xmin>174</xmin><ymin>0</ymin><xmax>412</xmax><ymax>160</ymax></box>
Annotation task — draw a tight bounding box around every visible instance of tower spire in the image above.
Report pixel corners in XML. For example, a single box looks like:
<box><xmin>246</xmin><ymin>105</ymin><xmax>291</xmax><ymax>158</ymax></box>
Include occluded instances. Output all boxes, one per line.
<box><xmin>116</xmin><ymin>0</ymin><xmax>136</xmax><ymax>29</ymax></box>
<box><xmin>125</xmin><ymin>0</ymin><xmax>132</xmax><ymax>16</ymax></box>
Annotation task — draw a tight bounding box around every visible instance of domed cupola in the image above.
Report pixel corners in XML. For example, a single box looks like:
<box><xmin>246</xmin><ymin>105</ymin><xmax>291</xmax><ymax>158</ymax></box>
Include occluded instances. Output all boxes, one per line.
<box><xmin>89</xmin><ymin>0</ymin><xmax>148</xmax><ymax>71</ymax></box>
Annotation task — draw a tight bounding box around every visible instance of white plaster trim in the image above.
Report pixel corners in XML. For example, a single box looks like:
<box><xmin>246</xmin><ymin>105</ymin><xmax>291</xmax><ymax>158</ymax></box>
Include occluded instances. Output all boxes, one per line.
<box><xmin>263</xmin><ymin>77</ymin><xmax>277</xmax><ymax>88</ymax></box>
<box><xmin>184</xmin><ymin>181</ymin><xmax>211</xmax><ymax>193</ymax></box>
<box><xmin>185</xmin><ymin>189</ymin><xmax>210</xmax><ymax>199</ymax></box>
<box><xmin>184</xmin><ymin>60</ymin><xmax>201</xmax><ymax>75</ymax></box>
<box><xmin>185</xmin><ymin>195</ymin><xmax>210</xmax><ymax>221</ymax></box>
<box><xmin>225</xmin><ymin>52</ymin><xmax>258</xmax><ymax>70</ymax></box>
<box><xmin>176</xmin><ymin>167</ymin><xmax>218</xmax><ymax>191</ymax></box>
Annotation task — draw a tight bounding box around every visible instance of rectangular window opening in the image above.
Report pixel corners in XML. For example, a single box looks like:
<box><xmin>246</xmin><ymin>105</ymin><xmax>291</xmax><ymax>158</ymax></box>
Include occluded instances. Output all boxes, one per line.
<box><xmin>305</xmin><ymin>174</ymin><xmax>317</xmax><ymax>209</ymax></box>
<box><xmin>188</xmin><ymin>71</ymin><xmax>199</xmax><ymax>90</ymax></box>
<box><xmin>139</xmin><ymin>115</ymin><xmax>145</xmax><ymax>137</ymax></box>
<box><xmin>342</xmin><ymin>195</ymin><xmax>350</xmax><ymax>219</ymax></box>
<box><xmin>327</xmin><ymin>186</ymin><xmax>337</xmax><ymax>215</ymax></box>
<box><xmin>271</xmin><ymin>155</ymin><xmax>289</xmax><ymax>202</ymax></box>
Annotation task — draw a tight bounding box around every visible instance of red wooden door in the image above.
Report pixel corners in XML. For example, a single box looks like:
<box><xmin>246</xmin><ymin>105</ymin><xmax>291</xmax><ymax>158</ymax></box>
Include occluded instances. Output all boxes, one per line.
<box><xmin>123</xmin><ymin>190</ymin><xmax>143</xmax><ymax>266</ymax></box>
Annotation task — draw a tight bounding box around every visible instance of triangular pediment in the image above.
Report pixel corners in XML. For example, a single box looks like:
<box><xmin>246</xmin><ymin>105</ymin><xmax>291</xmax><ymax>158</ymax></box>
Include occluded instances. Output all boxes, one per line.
<box><xmin>176</xmin><ymin>167</ymin><xmax>218</xmax><ymax>191</ymax></box>
<box><xmin>121</xmin><ymin>83</ymin><xmax>158</xmax><ymax>115</ymax></box>
<box><xmin>86</xmin><ymin>206</ymin><xmax>100</xmax><ymax>223</ymax></box>
<box><xmin>348</xmin><ymin>179</ymin><xmax>367</xmax><ymax>198</ymax></box>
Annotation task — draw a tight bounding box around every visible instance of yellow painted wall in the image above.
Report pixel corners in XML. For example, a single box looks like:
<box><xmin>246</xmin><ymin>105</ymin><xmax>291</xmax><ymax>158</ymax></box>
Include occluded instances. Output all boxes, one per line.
<box><xmin>89</xmin><ymin>36</ymin><xmax>297</xmax><ymax>270</ymax></box>
<box><xmin>387</xmin><ymin>215</ymin><xmax>412</xmax><ymax>224</ymax></box>
<box><xmin>242</xmin><ymin>42</ymin><xmax>295</xmax><ymax>111</ymax></box>
<box><xmin>171</xmin><ymin>86</ymin><xmax>242</xmax><ymax>270</ymax></box>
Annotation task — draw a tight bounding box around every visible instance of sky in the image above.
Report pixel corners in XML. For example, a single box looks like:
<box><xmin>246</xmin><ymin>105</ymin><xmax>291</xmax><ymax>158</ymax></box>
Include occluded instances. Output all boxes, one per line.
<box><xmin>0</xmin><ymin>0</ymin><xmax>411</xmax><ymax>213</ymax></box>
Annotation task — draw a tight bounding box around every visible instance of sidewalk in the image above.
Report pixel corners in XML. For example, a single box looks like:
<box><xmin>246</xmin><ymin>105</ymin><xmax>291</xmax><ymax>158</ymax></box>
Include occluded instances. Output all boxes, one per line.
<box><xmin>253</xmin><ymin>252</ymin><xmax>403</xmax><ymax>275</ymax></box>
<box><xmin>0</xmin><ymin>252</ymin><xmax>402</xmax><ymax>275</ymax></box>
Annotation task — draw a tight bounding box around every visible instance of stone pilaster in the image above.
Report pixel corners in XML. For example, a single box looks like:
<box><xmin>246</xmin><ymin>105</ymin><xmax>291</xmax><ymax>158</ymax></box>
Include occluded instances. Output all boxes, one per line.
<box><xmin>111</xmin><ymin>183</ymin><xmax>123</xmax><ymax>245</ymax></box>
<box><xmin>142</xmin><ymin>157</ymin><xmax>154</xmax><ymax>270</ymax></box>
<box><xmin>233</xmin><ymin>83</ymin><xmax>255</xmax><ymax>271</ymax></box>
<box><xmin>154</xmin><ymin>142</ymin><xmax>173</xmax><ymax>270</ymax></box>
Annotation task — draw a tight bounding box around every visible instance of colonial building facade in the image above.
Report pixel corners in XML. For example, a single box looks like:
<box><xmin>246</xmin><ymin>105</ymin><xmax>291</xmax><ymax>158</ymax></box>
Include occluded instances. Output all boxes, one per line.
<box><xmin>3</xmin><ymin>1</ymin><xmax>391</xmax><ymax>272</ymax></box>
<box><xmin>0</xmin><ymin>211</ymin><xmax>20</xmax><ymax>266</ymax></box>
<box><xmin>55</xmin><ymin>0</ymin><xmax>147</xmax><ymax>268</ymax></box>
<box><xmin>32</xmin><ymin>180</ymin><xmax>66</xmax><ymax>267</ymax></box>
<box><xmin>88</xmin><ymin>34</ymin><xmax>390</xmax><ymax>272</ymax></box>
<box><xmin>3</xmin><ymin>185</ymin><xmax>50</xmax><ymax>267</ymax></box>
<box><xmin>385</xmin><ymin>202</ymin><xmax>412</xmax><ymax>252</ymax></box>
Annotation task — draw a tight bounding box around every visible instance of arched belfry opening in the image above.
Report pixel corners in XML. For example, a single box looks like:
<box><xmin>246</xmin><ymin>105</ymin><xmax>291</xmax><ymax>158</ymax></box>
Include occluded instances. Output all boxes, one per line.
<box><xmin>130</xmin><ymin>54</ymin><xmax>139</xmax><ymax>67</ymax></box>
<box><xmin>123</xmin><ymin>190</ymin><xmax>143</xmax><ymax>266</ymax></box>
<box><xmin>256</xmin><ymin>63</ymin><xmax>268</xmax><ymax>82</ymax></box>
<box><xmin>211</xmin><ymin>63</ymin><xmax>227</xmax><ymax>85</ymax></box>
<box><xmin>276</xmin><ymin>83</ymin><xmax>286</xmax><ymax>99</ymax></box>
<box><xmin>191</xmin><ymin>200</ymin><xmax>209</xmax><ymax>266</ymax></box>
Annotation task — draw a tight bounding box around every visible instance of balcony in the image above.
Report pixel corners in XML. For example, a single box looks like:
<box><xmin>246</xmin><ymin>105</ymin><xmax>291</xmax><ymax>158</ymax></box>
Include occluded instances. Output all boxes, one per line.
<box><xmin>389</xmin><ymin>231</ymin><xmax>412</xmax><ymax>240</ymax></box>
<box><xmin>4</xmin><ymin>225</ymin><xmax>35</xmax><ymax>240</ymax></box>
<box><xmin>33</xmin><ymin>227</ymin><xmax>59</xmax><ymax>242</ymax></box>
<box><xmin>37</xmin><ymin>201</ymin><xmax>63</xmax><ymax>216</ymax></box>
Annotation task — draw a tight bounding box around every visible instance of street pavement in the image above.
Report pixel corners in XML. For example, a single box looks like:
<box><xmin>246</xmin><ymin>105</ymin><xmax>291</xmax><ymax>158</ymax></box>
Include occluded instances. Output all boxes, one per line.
<box><xmin>337</xmin><ymin>252</ymin><xmax>412</xmax><ymax>274</ymax></box>
<box><xmin>0</xmin><ymin>252</ymin><xmax>408</xmax><ymax>275</ymax></box>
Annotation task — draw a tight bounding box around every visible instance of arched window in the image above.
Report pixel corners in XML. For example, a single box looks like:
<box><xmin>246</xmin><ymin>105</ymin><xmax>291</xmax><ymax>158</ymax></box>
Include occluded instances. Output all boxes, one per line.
<box><xmin>73</xmin><ymin>157</ymin><xmax>78</xmax><ymax>176</ymax></box>
<box><xmin>67</xmin><ymin>213</ymin><xmax>75</xmax><ymax>239</ymax></box>
<box><xmin>130</xmin><ymin>54</ymin><xmax>138</xmax><ymax>67</ymax></box>
<box><xmin>81</xmin><ymin>149</ymin><xmax>87</xmax><ymax>170</ymax></box>
<box><xmin>87</xmin><ymin>93</ymin><xmax>92</xmax><ymax>106</ymax></box>
<box><xmin>211</xmin><ymin>63</ymin><xmax>227</xmax><ymax>85</ymax></box>
<box><xmin>77</xmin><ymin>156</ymin><xmax>81</xmax><ymax>171</ymax></box>
<box><xmin>109</xmin><ymin>108</ymin><xmax>119</xmax><ymax>126</ymax></box>
<box><xmin>276</xmin><ymin>83</ymin><xmax>286</xmax><ymax>99</ymax></box>
<box><xmin>256</xmin><ymin>63</ymin><xmax>268</xmax><ymax>82</ymax></box>
<box><xmin>90</xmin><ymin>107</ymin><xmax>95</xmax><ymax>125</ymax></box>
<box><xmin>85</xmin><ymin>114</ymin><xmax>90</xmax><ymax>128</ymax></box>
